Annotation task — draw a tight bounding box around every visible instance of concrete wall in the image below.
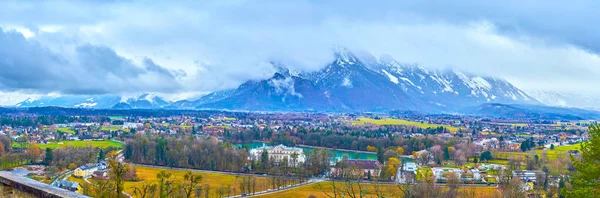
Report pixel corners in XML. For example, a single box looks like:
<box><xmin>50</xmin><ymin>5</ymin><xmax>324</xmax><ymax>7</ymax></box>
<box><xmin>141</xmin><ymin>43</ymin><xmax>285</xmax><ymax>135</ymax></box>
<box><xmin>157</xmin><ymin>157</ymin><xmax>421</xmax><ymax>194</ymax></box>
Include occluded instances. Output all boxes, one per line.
<box><xmin>0</xmin><ymin>171</ymin><xmax>89</xmax><ymax>198</ymax></box>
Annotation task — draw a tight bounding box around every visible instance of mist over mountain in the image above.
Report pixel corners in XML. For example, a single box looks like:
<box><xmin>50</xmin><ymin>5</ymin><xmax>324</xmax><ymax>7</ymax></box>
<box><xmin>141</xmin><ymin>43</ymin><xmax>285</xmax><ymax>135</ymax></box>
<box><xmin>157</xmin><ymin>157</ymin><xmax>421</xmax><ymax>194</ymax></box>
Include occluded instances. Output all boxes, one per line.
<box><xmin>526</xmin><ymin>90</ymin><xmax>600</xmax><ymax>111</ymax></box>
<box><xmin>169</xmin><ymin>48</ymin><xmax>539</xmax><ymax>112</ymax></box>
<box><xmin>13</xmin><ymin>46</ymin><xmax>600</xmax><ymax>120</ymax></box>
<box><xmin>17</xmin><ymin>93</ymin><xmax>171</xmax><ymax>110</ymax></box>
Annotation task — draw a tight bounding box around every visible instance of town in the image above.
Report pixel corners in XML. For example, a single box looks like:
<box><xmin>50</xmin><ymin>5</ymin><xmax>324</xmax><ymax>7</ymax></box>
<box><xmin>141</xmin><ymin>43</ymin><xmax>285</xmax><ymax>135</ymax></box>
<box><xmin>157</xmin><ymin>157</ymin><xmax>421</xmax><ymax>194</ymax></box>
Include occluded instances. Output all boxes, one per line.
<box><xmin>0</xmin><ymin>108</ymin><xmax>592</xmax><ymax>197</ymax></box>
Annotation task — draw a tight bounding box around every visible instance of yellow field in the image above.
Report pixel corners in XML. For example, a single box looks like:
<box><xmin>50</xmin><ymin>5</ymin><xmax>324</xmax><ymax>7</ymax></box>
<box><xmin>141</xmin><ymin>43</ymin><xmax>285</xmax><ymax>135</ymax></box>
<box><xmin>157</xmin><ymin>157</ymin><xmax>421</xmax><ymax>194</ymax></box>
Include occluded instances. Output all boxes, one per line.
<box><xmin>351</xmin><ymin>118</ymin><xmax>461</xmax><ymax>132</ymax></box>
<box><xmin>492</xmin><ymin>148</ymin><xmax>577</xmax><ymax>161</ymax></box>
<box><xmin>123</xmin><ymin>166</ymin><xmax>271</xmax><ymax>197</ymax></box>
<box><xmin>553</xmin><ymin>143</ymin><xmax>582</xmax><ymax>152</ymax></box>
<box><xmin>255</xmin><ymin>182</ymin><xmax>499</xmax><ymax>198</ymax></box>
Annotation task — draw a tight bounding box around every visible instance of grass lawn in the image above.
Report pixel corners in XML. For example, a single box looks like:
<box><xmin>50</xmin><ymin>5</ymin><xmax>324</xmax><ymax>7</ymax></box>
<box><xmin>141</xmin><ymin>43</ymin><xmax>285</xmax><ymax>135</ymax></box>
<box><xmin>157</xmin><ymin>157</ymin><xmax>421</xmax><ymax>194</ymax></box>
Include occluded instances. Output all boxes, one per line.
<box><xmin>218</xmin><ymin>117</ymin><xmax>237</xmax><ymax>121</ymax></box>
<box><xmin>553</xmin><ymin>143</ymin><xmax>582</xmax><ymax>152</ymax></box>
<box><xmin>493</xmin><ymin>149</ymin><xmax>573</xmax><ymax>161</ymax></box>
<box><xmin>351</xmin><ymin>118</ymin><xmax>461</xmax><ymax>133</ymax></box>
<box><xmin>101</xmin><ymin>125</ymin><xmax>123</xmax><ymax>131</ymax></box>
<box><xmin>485</xmin><ymin>159</ymin><xmax>509</xmax><ymax>165</ymax></box>
<box><xmin>12</xmin><ymin>140</ymin><xmax>124</xmax><ymax>149</ymax></box>
<box><xmin>204</xmin><ymin>125</ymin><xmax>232</xmax><ymax>129</ymax></box>
<box><xmin>56</xmin><ymin>127</ymin><xmax>76</xmax><ymax>134</ymax></box>
<box><xmin>416</xmin><ymin>167</ymin><xmax>433</xmax><ymax>181</ymax></box>
<box><xmin>255</xmin><ymin>182</ymin><xmax>499</xmax><ymax>198</ymax></box>
<box><xmin>123</xmin><ymin>165</ymin><xmax>271</xmax><ymax>197</ymax></box>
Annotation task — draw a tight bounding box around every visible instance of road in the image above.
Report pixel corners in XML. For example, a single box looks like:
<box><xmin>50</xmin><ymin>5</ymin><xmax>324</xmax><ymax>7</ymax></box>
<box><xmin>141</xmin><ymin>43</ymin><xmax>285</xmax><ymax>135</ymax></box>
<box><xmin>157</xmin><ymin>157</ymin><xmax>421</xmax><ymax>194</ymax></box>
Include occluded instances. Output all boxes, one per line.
<box><xmin>226</xmin><ymin>178</ymin><xmax>324</xmax><ymax>198</ymax></box>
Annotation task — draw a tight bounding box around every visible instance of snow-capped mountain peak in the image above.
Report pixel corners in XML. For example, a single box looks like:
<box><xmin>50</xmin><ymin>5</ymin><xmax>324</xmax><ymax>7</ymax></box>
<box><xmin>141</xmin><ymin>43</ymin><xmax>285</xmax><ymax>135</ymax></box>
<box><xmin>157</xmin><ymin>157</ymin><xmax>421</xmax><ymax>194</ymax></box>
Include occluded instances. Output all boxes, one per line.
<box><xmin>14</xmin><ymin>48</ymin><xmax>541</xmax><ymax>112</ymax></box>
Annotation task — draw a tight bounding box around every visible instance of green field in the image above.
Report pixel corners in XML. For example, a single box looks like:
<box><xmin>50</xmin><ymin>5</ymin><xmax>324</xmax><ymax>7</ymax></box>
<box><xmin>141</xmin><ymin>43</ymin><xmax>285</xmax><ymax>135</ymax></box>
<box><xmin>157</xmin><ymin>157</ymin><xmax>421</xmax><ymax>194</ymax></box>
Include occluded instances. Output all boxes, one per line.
<box><xmin>351</xmin><ymin>118</ymin><xmax>461</xmax><ymax>132</ymax></box>
<box><xmin>204</xmin><ymin>125</ymin><xmax>232</xmax><ymax>129</ymax></box>
<box><xmin>553</xmin><ymin>143</ymin><xmax>582</xmax><ymax>152</ymax></box>
<box><xmin>492</xmin><ymin>147</ymin><xmax>579</xmax><ymax>161</ymax></box>
<box><xmin>56</xmin><ymin>127</ymin><xmax>76</xmax><ymax>134</ymax></box>
<box><xmin>101</xmin><ymin>125</ymin><xmax>123</xmax><ymax>131</ymax></box>
<box><xmin>416</xmin><ymin>167</ymin><xmax>433</xmax><ymax>181</ymax></box>
<box><xmin>12</xmin><ymin>140</ymin><xmax>124</xmax><ymax>149</ymax></box>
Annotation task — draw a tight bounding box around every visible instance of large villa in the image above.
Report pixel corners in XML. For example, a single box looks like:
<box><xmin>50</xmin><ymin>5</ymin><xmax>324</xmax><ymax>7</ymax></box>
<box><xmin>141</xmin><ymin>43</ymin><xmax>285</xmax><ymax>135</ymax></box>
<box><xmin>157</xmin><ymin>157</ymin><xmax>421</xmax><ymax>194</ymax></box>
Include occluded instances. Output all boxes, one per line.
<box><xmin>249</xmin><ymin>144</ymin><xmax>306</xmax><ymax>167</ymax></box>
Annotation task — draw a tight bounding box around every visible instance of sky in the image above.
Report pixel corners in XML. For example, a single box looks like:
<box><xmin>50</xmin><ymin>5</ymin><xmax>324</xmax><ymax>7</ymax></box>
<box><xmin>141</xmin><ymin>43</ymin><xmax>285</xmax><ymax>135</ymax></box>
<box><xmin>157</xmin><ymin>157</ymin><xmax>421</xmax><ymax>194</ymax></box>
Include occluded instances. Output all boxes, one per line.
<box><xmin>0</xmin><ymin>0</ymin><xmax>599</xmax><ymax>105</ymax></box>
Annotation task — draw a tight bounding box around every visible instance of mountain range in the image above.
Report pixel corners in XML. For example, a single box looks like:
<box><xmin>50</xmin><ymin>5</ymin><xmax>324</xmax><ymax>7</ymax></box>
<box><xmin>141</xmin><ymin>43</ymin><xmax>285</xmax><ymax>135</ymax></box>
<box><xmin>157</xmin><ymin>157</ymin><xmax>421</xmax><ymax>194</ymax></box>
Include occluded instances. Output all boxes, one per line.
<box><xmin>171</xmin><ymin>49</ymin><xmax>537</xmax><ymax>112</ymax></box>
<box><xmin>16</xmin><ymin>93</ymin><xmax>170</xmax><ymax>109</ymax></box>
<box><xmin>16</xmin><ymin>48</ymin><xmax>598</xmax><ymax>118</ymax></box>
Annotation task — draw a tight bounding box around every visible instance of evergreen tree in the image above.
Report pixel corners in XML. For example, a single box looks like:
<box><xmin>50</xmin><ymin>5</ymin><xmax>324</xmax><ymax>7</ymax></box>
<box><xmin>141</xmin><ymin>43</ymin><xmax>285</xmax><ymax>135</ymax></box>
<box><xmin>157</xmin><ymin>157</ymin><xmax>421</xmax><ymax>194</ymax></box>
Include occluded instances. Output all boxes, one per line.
<box><xmin>44</xmin><ymin>148</ymin><xmax>53</xmax><ymax>165</ymax></box>
<box><xmin>260</xmin><ymin>149</ymin><xmax>269</xmax><ymax>169</ymax></box>
<box><xmin>480</xmin><ymin>151</ymin><xmax>493</xmax><ymax>162</ymax></box>
<box><xmin>98</xmin><ymin>149</ymin><xmax>105</xmax><ymax>162</ymax></box>
<box><xmin>562</xmin><ymin>123</ymin><xmax>600</xmax><ymax>197</ymax></box>
<box><xmin>377</xmin><ymin>147</ymin><xmax>384</xmax><ymax>163</ymax></box>
<box><xmin>443</xmin><ymin>147</ymin><xmax>450</xmax><ymax>160</ymax></box>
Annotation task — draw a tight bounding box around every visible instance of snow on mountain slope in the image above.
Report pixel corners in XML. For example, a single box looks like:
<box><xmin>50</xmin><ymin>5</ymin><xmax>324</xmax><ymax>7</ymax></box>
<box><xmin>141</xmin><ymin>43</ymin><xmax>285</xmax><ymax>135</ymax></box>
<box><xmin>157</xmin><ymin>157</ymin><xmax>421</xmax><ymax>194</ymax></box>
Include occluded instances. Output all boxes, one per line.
<box><xmin>16</xmin><ymin>93</ymin><xmax>171</xmax><ymax>109</ymax></box>
<box><xmin>190</xmin><ymin>49</ymin><xmax>536</xmax><ymax>112</ymax></box>
<box><xmin>372</xmin><ymin>54</ymin><xmax>537</xmax><ymax>109</ymax></box>
<box><xmin>15</xmin><ymin>48</ymin><xmax>540</xmax><ymax>113</ymax></box>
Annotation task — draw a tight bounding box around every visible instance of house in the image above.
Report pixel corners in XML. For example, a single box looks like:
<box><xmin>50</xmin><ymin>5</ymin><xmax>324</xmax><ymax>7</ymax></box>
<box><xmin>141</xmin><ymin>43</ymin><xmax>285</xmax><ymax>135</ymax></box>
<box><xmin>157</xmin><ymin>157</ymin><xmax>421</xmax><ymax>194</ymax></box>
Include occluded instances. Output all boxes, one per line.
<box><xmin>471</xmin><ymin>169</ymin><xmax>481</xmax><ymax>181</ymax></box>
<box><xmin>332</xmin><ymin>160</ymin><xmax>382</xmax><ymax>179</ymax></box>
<box><xmin>249</xmin><ymin>144</ymin><xmax>306</xmax><ymax>167</ymax></box>
<box><xmin>74</xmin><ymin>164</ymin><xmax>99</xmax><ymax>178</ymax></box>
<box><xmin>57</xmin><ymin>180</ymin><xmax>79</xmax><ymax>191</ymax></box>
<box><xmin>513</xmin><ymin>170</ymin><xmax>544</xmax><ymax>182</ymax></box>
<box><xmin>92</xmin><ymin>170</ymin><xmax>108</xmax><ymax>180</ymax></box>
<box><xmin>397</xmin><ymin>162</ymin><xmax>418</xmax><ymax>184</ymax></box>
<box><xmin>402</xmin><ymin>162</ymin><xmax>417</xmax><ymax>173</ymax></box>
<box><xmin>432</xmin><ymin>167</ymin><xmax>462</xmax><ymax>181</ymax></box>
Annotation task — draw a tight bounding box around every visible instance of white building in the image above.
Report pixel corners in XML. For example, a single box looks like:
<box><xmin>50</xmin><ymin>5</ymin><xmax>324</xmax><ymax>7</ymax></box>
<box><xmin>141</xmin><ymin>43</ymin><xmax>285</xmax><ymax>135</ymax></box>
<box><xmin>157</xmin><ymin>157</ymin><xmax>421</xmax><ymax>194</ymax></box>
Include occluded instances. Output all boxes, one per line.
<box><xmin>403</xmin><ymin>162</ymin><xmax>417</xmax><ymax>172</ymax></box>
<box><xmin>513</xmin><ymin>170</ymin><xmax>544</xmax><ymax>182</ymax></box>
<box><xmin>471</xmin><ymin>169</ymin><xmax>481</xmax><ymax>181</ymax></box>
<box><xmin>249</xmin><ymin>144</ymin><xmax>305</xmax><ymax>167</ymax></box>
<box><xmin>432</xmin><ymin>167</ymin><xmax>462</xmax><ymax>181</ymax></box>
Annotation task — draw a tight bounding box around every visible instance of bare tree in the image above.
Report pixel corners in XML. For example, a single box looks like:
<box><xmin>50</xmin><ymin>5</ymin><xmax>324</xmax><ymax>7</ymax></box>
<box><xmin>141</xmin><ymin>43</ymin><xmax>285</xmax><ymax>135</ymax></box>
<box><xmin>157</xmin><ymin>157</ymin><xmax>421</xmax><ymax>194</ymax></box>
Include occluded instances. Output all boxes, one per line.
<box><xmin>132</xmin><ymin>181</ymin><xmax>157</xmax><ymax>198</ymax></box>
<box><xmin>108</xmin><ymin>159</ymin><xmax>129</xmax><ymax>198</ymax></box>
<box><xmin>501</xmin><ymin>177</ymin><xmax>526</xmax><ymax>198</ymax></box>
<box><xmin>444</xmin><ymin>172</ymin><xmax>461</xmax><ymax>198</ymax></box>
<box><xmin>411</xmin><ymin>179</ymin><xmax>442</xmax><ymax>198</ymax></box>
<box><xmin>397</xmin><ymin>172</ymin><xmax>415</xmax><ymax>198</ymax></box>
<box><xmin>182</xmin><ymin>171</ymin><xmax>203</xmax><ymax>198</ymax></box>
<box><xmin>157</xmin><ymin>170</ymin><xmax>176</xmax><ymax>198</ymax></box>
<box><xmin>417</xmin><ymin>151</ymin><xmax>432</xmax><ymax>166</ymax></box>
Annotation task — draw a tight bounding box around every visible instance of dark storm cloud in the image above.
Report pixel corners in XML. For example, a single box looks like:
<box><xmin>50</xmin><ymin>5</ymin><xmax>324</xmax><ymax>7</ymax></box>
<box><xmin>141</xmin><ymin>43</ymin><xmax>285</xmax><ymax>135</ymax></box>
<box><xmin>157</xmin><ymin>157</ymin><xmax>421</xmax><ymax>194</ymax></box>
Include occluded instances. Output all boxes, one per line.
<box><xmin>0</xmin><ymin>0</ymin><xmax>599</xmax><ymax>98</ymax></box>
<box><xmin>0</xmin><ymin>27</ymin><xmax>181</xmax><ymax>94</ymax></box>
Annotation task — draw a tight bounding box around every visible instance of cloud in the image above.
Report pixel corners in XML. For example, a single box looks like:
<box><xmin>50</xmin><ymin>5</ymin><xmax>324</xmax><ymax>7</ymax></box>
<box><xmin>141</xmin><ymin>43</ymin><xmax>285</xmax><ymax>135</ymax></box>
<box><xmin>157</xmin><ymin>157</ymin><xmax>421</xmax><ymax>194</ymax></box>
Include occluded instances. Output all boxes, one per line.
<box><xmin>0</xmin><ymin>0</ymin><xmax>599</xmax><ymax>100</ymax></box>
<box><xmin>0</xmin><ymin>27</ymin><xmax>181</xmax><ymax>95</ymax></box>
